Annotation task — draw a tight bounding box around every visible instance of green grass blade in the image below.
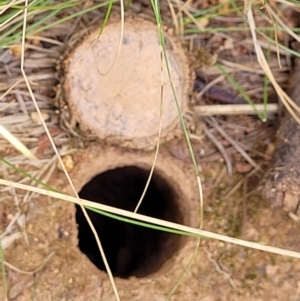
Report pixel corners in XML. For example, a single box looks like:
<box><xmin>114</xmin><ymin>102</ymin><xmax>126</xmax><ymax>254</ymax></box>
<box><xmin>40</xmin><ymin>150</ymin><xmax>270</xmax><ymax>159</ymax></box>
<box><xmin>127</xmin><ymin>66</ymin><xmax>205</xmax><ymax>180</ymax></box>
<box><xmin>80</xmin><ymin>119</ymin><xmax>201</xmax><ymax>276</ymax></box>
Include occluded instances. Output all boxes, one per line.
<box><xmin>216</xmin><ymin>62</ymin><xmax>266</xmax><ymax>121</ymax></box>
<box><xmin>0</xmin><ymin>157</ymin><xmax>57</xmax><ymax>192</ymax></box>
<box><xmin>0</xmin><ymin>239</ymin><xmax>7</xmax><ymax>301</ymax></box>
<box><xmin>85</xmin><ymin>206</ymin><xmax>198</xmax><ymax>237</ymax></box>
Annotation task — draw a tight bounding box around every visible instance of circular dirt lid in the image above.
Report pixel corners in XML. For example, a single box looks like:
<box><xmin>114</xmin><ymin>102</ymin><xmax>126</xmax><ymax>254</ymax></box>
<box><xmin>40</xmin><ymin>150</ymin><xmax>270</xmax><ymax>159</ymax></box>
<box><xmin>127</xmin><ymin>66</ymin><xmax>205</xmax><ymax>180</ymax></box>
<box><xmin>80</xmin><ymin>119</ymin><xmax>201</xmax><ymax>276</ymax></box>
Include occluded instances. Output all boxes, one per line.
<box><xmin>63</xmin><ymin>16</ymin><xmax>190</xmax><ymax>149</ymax></box>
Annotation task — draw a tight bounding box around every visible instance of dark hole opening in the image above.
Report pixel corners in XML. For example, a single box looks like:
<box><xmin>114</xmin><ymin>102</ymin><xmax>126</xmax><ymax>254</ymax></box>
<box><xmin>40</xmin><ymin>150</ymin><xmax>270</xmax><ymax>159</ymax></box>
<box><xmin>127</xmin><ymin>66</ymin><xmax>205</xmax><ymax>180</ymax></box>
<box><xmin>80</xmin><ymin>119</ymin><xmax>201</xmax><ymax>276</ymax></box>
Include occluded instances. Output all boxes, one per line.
<box><xmin>75</xmin><ymin>165</ymin><xmax>183</xmax><ymax>278</ymax></box>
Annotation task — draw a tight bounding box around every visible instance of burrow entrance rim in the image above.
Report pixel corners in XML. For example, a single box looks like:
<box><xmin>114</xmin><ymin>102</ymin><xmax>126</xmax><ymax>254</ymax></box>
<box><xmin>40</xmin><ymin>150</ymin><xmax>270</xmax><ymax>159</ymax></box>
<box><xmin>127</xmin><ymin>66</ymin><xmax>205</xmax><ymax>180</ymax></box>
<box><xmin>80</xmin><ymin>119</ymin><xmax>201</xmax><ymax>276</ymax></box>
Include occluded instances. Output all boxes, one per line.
<box><xmin>75</xmin><ymin>165</ymin><xmax>184</xmax><ymax>278</ymax></box>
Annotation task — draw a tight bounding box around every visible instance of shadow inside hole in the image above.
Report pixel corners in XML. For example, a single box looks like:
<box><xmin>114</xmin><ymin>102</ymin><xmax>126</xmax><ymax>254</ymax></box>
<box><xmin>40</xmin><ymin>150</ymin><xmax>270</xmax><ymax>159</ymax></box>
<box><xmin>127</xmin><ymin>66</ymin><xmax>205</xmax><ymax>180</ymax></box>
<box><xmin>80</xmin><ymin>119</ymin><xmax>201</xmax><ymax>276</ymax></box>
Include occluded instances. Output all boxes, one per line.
<box><xmin>75</xmin><ymin>165</ymin><xmax>183</xmax><ymax>278</ymax></box>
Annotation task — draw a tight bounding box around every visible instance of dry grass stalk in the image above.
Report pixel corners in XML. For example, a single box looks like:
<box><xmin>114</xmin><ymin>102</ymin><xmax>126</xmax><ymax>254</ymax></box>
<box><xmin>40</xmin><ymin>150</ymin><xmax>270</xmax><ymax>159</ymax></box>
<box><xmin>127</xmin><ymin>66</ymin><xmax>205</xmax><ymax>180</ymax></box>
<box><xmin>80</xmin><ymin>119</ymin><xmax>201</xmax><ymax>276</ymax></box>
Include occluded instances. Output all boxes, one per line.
<box><xmin>194</xmin><ymin>103</ymin><xmax>278</xmax><ymax>115</ymax></box>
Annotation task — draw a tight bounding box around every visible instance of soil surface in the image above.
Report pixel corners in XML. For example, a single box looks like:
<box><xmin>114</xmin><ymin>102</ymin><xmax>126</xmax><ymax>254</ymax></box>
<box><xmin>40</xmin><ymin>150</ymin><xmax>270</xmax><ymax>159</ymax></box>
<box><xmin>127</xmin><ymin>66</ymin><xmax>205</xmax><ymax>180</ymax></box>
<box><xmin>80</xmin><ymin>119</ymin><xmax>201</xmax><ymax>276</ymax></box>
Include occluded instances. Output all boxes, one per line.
<box><xmin>2</xmin><ymin>147</ymin><xmax>300</xmax><ymax>301</ymax></box>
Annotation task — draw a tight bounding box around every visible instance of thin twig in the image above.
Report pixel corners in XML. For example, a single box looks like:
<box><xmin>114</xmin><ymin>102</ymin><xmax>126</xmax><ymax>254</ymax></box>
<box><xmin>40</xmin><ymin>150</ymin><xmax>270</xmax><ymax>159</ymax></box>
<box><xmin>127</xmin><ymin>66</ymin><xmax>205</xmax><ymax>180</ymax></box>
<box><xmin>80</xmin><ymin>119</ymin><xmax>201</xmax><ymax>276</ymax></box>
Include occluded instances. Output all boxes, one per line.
<box><xmin>241</xmin><ymin>177</ymin><xmax>248</xmax><ymax>237</ymax></box>
<box><xmin>194</xmin><ymin>103</ymin><xmax>278</xmax><ymax>116</ymax></box>
<box><xmin>2</xmin><ymin>180</ymin><xmax>300</xmax><ymax>260</ymax></box>
<box><xmin>20</xmin><ymin>2</ymin><xmax>120</xmax><ymax>300</ymax></box>
<box><xmin>205</xmin><ymin>117</ymin><xmax>259</xmax><ymax>169</ymax></box>
<box><xmin>204</xmin><ymin>248</ymin><xmax>238</xmax><ymax>290</ymax></box>
<box><xmin>196</xmin><ymin>75</ymin><xmax>225</xmax><ymax>100</ymax></box>
<box><xmin>203</xmin><ymin>125</ymin><xmax>232</xmax><ymax>175</ymax></box>
<box><xmin>223</xmin><ymin>168</ymin><xmax>259</xmax><ymax>200</ymax></box>
<box><xmin>0</xmin><ymin>252</ymin><xmax>55</xmax><ymax>276</ymax></box>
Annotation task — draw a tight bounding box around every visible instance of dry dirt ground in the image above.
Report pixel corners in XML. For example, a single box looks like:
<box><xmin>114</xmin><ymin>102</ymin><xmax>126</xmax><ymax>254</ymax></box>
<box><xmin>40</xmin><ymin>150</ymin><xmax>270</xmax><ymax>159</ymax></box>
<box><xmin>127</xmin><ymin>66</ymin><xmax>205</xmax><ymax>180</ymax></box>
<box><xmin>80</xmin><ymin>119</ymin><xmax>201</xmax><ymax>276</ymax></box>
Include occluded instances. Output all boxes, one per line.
<box><xmin>1</xmin><ymin>1</ymin><xmax>300</xmax><ymax>301</ymax></box>
<box><xmin>2</xmin><ymin>146</ymin><xmax>300</xmax><ymax>301</ymax></box>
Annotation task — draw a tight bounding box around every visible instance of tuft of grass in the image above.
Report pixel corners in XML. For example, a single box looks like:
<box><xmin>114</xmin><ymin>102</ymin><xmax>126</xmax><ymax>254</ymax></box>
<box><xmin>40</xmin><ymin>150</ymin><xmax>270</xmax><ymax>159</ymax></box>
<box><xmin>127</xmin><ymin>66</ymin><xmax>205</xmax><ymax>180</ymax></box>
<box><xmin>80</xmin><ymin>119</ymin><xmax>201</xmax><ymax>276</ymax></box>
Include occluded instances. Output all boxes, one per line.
<box><xmin>0</xmin><ymin>0</ymin><xmax>112</xmax><ymax>48</ymax></box>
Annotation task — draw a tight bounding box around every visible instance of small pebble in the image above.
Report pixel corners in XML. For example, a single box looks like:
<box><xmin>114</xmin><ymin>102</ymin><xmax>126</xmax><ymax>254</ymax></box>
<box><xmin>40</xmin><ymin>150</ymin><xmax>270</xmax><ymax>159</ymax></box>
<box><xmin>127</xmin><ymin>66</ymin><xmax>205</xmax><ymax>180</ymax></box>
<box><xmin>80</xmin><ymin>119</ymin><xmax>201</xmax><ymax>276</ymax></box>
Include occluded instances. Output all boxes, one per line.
<box><xmin>57</xmin><ymin>155</ymin><xmax>74</xmax><ymax>172</ymax></box>
<box><xmin>31</xmin><ymin>112</ymin><xmax>49</xmax><ymax>124</ymax></box>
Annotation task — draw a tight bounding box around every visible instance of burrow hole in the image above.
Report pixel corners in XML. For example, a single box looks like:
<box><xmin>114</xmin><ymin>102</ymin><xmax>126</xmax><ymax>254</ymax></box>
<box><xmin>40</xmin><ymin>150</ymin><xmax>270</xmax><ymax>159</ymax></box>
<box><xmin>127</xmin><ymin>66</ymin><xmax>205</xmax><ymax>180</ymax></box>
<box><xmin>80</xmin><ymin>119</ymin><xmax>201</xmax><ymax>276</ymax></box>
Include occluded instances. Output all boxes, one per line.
<box><xmin>75</xmin><ymin>165</ymin><xmax>184</xmax><ymax>278</ymax></box>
